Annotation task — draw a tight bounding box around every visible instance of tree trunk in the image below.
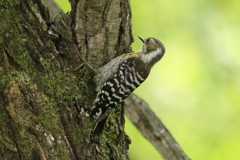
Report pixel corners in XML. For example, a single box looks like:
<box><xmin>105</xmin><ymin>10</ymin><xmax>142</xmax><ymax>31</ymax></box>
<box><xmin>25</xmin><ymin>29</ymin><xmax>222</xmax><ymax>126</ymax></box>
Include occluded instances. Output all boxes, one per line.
<box><xmin>0</xmin><ymin>0</ymin><xmax>132</xmax><ymax>159</ymax></box>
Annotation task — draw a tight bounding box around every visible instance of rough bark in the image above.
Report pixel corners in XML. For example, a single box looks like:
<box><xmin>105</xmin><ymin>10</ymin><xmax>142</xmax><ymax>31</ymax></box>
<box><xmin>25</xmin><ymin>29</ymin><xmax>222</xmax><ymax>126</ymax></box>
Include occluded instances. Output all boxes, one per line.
<box><xmin>0</xmin><ymin>0</ymin><xmax>192</xmax><ymax>160</ymax></box>
<box><xmin>0</xmin><ymin>0</ymin><xmax>132</xmax><ymax>159</ymax></box>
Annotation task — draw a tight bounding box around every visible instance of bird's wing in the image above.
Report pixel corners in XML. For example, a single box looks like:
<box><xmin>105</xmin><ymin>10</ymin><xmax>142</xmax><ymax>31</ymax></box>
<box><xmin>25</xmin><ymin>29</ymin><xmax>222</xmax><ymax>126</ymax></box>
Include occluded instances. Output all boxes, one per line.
<box><xmin>93</xmin><ymin>53</ymin><xmax>135</xmax><ymax>91</ymax></box>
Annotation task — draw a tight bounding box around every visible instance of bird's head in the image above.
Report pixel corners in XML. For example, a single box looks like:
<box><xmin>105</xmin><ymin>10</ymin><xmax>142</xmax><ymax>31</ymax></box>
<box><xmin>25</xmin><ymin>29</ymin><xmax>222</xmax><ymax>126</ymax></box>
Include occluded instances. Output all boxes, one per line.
<box><xmin>138</xmin><ymin>36</ymin><xmax>165</xmax><ymax>53</ymax></box>
<box><xmin>138</xmin><ymin>36</ymin><xmax>165</xmax><ymax>65</ymax></box>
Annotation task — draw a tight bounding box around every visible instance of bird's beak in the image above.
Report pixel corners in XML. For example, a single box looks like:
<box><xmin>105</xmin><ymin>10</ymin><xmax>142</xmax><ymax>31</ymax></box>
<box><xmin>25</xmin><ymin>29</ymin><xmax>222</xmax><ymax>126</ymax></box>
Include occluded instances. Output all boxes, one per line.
<box><xmin>138</xmin><ymin>36</ymin><xmax>145</xmax><ymax>43</ymax></box>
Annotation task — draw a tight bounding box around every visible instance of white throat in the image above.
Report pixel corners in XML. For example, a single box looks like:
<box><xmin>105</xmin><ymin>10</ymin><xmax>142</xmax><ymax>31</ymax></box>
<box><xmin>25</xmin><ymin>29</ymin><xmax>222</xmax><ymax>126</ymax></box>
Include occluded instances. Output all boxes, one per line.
<box><xmin>141</xmin><ymin>48</ymin><xmax>162</xmax><ymax>63</ymax></box>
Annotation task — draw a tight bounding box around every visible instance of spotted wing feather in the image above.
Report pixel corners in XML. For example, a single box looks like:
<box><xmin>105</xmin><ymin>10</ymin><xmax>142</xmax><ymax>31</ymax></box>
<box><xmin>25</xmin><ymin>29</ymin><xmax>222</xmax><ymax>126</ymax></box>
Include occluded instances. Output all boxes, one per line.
<box><xmin>93</xmin><ymin>53</ymin><xmax>135</xmax><ymax>92</ymax></box>
<box><xmin>91</xmin><ymin>55</ymin><xmax>148</xmax><ymax>136</ymax></box>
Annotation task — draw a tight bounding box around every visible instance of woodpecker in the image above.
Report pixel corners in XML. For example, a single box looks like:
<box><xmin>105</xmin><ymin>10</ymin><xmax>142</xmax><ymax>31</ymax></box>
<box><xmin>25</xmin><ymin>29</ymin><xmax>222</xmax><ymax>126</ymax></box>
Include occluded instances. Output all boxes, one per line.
<box><xmin>90</xmin><ymin>36</ymin><xmax>165</xmax><ymax>137</ymax></box>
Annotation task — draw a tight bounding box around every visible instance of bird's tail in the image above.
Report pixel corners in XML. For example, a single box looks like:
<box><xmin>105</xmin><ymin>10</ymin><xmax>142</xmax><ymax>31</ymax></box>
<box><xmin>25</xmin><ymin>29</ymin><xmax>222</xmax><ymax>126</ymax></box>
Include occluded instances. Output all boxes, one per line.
<box><xmin>90</xmin><ymin>104</ymin><xmax>110</xmax><ymax>140</ymax></box>
<box><xmin>91</xmin><ymin>115</ymin><xmax>109</xmax><ymax>138</ymax></box>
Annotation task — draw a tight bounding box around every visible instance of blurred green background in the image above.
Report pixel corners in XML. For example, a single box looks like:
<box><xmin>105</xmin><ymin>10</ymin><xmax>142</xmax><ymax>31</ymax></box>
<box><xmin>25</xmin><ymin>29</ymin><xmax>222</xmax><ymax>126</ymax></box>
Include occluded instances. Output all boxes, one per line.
<box><xmin>54</xmin><ymin>0</ymin><xmax>240</xmax><ymax>159</ymax></box>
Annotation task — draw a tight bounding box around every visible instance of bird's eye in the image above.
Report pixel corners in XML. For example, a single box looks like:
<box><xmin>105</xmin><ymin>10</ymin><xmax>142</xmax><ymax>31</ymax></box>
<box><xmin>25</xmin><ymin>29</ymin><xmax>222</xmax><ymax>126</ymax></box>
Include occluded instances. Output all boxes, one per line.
<box><xmin>146</xmin><ymin>38</ymin><xmax>150</xmax><ymax>43</ymax></box>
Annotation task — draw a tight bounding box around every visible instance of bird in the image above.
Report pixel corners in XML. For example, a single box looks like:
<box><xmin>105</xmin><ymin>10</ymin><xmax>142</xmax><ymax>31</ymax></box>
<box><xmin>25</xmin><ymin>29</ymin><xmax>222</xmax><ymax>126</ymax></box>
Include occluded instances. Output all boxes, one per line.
<box><xmin>90</xmin><ymin>36</ymin><xmax>165</xmax><ymax>137</ymax></box>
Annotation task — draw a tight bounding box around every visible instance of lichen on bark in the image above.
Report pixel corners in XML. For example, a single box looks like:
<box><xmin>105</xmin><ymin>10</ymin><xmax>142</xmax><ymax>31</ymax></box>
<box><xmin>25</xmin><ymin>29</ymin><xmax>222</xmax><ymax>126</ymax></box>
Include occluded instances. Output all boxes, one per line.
<box><xmin>0</xmin><ymin>0</ymin><xmax>133</xmax><ymax>159</ymax></box>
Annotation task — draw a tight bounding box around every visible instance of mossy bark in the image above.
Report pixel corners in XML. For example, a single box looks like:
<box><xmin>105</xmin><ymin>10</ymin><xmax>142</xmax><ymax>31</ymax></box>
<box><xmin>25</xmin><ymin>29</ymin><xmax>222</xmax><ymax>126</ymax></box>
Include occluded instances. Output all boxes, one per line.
<box><xmin>0</xmin><ymin>0</ymin><xmax>133</xmax><ymax>159</ymax></box>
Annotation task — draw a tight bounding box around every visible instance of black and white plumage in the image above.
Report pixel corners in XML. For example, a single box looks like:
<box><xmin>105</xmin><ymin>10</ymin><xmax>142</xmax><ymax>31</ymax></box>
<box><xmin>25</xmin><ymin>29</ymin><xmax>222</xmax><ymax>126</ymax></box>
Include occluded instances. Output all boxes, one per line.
<box><xmin>90</xmin><ymin>36</ymin><xmax>165</xmax><ymax>137</ymax></box>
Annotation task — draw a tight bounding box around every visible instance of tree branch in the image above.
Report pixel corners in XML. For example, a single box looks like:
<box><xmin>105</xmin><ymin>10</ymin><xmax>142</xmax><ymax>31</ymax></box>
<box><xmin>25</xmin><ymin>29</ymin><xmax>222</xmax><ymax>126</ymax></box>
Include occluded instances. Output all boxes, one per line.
<box><xmin>124</xmin><ymin>94</ymin><xmax>191</xmax><ymax>160</ymax></box>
